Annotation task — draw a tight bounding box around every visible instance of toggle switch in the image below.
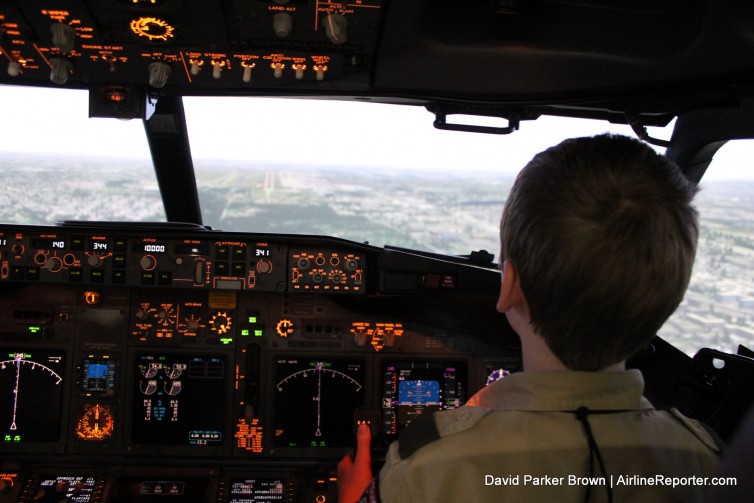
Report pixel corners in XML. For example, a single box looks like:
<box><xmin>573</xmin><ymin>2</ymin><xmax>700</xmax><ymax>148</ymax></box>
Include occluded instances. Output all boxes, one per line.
<box><xmin>292</xmin><ymin>63</ymin><xmax>306</xmax><ymax>80</ymax></box>
<box><xmin>271</xmin><ymin>62</ymin><xmax>285</xmax><ymax>78</ymax></box>
<box><xmin>242</xmin><ymin>62</ymin><xmax>256</xmax><ymax>83</ymax></box>
<box><xmin>313</xmin><ymin>65</ymin><xmax>328</xmax><ymax>81</ymax></box>
<box><xmin>190</xmin><ymin>59</ymin><xmax>204</xmax><ymax>75</ymax></box>
<box><xmin>212</xmin><ymin>60</ymin><xmax>226</xmax><ymax>79</ymax></box>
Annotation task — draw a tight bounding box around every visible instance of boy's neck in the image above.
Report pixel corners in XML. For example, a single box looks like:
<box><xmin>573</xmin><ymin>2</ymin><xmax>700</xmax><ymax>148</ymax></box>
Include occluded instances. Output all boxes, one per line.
<box><xmin>519</xmin><ymin>324</ymin><xmax>626</xmax><ymax>373</ymax></box>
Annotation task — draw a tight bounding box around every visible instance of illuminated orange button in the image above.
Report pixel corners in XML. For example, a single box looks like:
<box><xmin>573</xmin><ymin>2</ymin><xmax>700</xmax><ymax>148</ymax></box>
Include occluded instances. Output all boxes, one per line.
<box><xmin>83</xmin><ymin>290</ymin><xmax>101</xmax><ymax>305</ymax></box>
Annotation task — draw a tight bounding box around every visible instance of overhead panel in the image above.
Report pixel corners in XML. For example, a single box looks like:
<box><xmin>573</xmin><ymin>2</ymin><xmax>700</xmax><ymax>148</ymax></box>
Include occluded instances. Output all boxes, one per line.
<box><xmin>0</xmin><ymin>0</ymin><xmax>385</xmax><ymax>93</ymax></box>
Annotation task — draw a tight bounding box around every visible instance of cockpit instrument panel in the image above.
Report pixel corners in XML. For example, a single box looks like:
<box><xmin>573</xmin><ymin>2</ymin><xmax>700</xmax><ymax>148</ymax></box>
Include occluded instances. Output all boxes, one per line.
<box><xmin>0</xmin><ymin>223</ymin><xmax>518</xmax><ymax>503</ymax></box>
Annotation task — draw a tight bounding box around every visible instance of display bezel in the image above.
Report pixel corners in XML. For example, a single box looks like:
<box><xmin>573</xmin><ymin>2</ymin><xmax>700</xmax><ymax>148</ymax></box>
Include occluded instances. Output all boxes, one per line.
<box><xmin>124</xmin><ymin>350</ymin><xmax>232</xmax><ymax>457</ymax></box>
<box><xmin>266</xmin><ymin>353</ymin><xmax>369</xmax><ymax>458</ymax></box>
<box><xmin>0</xmin><ymin>345</ymin><xmax>70</xmax><ymax>453</ymax></box>
<box><xmin>31</xmin><ymin>474</ymin><xmax>100</xmax><ymax>503</ymax></box>
<box><xmin>380</xmin><ymin>358</ymin><xmax>468</xmax><ymax>440</ymax></box>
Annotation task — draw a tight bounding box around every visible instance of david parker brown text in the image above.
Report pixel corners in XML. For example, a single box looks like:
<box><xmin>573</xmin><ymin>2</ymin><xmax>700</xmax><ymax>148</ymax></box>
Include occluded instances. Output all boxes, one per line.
<box><xmin>485</xmin><ymin>474</ymin><xmax>716</xmax><ymax>488</ymax></box>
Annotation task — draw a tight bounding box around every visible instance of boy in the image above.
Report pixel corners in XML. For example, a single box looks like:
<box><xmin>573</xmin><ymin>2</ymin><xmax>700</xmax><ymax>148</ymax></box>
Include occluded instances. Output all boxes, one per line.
<box><xmin>339</xmin><ymin>134</ymin><xmax>721</xmax><ymax>502</ymax></box>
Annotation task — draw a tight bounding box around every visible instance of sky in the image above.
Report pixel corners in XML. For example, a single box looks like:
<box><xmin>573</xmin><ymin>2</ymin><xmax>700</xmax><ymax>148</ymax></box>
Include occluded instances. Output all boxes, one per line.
<box><xmin>2</xmin><ymin>84</ymin><xmax>754</xmax><ymax>181</ymax></box>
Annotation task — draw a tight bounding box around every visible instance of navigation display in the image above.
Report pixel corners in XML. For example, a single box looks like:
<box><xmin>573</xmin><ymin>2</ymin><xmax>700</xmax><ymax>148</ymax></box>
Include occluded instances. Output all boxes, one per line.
<box><xmin>131</xmin><ymin>354</ymin><xmax>226</xmax><ymax>446</ymax></box>
<box><xmin>381</xmin><ymin>360</ymin><xmax>467</xmax><ymax>437</ymax></box>
<box><xmin>273</xmin><ymin>357</ymin><xmax>365</xmax><ymax>448</ymax></box>
<box><xmin>0</xmin><ymin>350</ymin><xmax>65</xmax><ymax>444</ymax></box>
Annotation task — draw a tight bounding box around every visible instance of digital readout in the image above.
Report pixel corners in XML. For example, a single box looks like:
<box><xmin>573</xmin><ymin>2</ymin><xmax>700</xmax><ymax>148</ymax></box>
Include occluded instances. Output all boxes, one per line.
<box><xmin>175</xmin><ymin>244</ymin><xmax>210</xmax><ymax>255</ymax></box>
<box><xmin>133</xmin><ymin>243</ymin><xmax>168</xmax><ymax>253</ymax></box>
<box><xmin>31</xmin><ymin>238</ymin><xmax>66</xmax><ymax>250</ymax></box>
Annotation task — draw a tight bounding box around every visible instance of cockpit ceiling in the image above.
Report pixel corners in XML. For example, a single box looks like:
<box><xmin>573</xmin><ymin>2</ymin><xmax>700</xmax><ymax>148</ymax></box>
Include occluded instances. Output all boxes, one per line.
<box><xmin>1</xmin><ymin>0</ymin><xmax>754</xmax><ymax>114</ymax></box>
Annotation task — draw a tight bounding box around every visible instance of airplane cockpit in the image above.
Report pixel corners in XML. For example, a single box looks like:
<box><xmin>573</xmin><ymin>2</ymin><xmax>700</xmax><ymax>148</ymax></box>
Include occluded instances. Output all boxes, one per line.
<box><xmin>1</xmin><ymin>1</ymin><xmax>754</xmax><ymax>502</ymax></box>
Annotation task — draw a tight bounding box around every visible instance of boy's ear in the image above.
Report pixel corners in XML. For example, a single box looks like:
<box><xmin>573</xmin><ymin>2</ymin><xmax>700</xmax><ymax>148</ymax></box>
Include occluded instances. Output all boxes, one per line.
<box><xmin>497</xmin><ymin>260</ymin><xmax>525</xmax><ymax>313</ymax></box>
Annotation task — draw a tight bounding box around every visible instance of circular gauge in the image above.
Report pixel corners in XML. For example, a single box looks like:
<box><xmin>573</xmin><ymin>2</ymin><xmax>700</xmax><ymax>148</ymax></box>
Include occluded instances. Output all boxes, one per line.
<box><xmin>76</xmin><ymin>404</ymin><xmax>114</xmax><ymax>441</ymax></box>
<box><xmin>139</xmin><ymin>362</ymin><xmax>160</xmax><ymax>378</ymax></box>
<box><xmin>163</xmin><ymin>363</ymin><xmax>186</xmax><ymax>380</ymax></box>
<box><xmin>130</xmin><ymin>17</ymin><xmax>175</xmax><ymax>43</ymax></box>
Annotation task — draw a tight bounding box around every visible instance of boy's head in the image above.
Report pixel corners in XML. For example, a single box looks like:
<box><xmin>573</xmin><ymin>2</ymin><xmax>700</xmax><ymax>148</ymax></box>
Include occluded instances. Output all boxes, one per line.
<box><xmin>500</xmin><ymin>134</ymin><xmax>699</xmax><ymax>371</ymax></box>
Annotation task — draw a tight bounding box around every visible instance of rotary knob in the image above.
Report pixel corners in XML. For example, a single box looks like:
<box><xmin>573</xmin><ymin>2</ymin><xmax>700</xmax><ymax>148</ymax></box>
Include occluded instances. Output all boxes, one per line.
<box><xmin>45</xmin><ymin>256</ymin><xmax>64</xmax><ymax>273</ymax></box>
<box><xmin>140</xmin><ymin>255</ymin><xmax>157</xmax><ymax>271</ymax></box>
<box><xmin>88</xmin><ymin>254</ymin><xmax>104</xmax><ymax>268</ymax></box>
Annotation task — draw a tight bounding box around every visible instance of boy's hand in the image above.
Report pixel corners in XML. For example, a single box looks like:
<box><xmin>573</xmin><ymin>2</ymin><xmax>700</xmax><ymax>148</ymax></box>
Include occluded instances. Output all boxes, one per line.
<box><xmin>337</xmin><ymin>422</ymin><xmax>373</xmax><ymax>503</ymax></box>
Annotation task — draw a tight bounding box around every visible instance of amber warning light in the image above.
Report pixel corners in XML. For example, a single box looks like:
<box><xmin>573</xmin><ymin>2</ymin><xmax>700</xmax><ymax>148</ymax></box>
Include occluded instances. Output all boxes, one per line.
<box><xmin>104</xmin><ymin>86</ymin><xmax>128</xmax><ymax>103</ymax></box>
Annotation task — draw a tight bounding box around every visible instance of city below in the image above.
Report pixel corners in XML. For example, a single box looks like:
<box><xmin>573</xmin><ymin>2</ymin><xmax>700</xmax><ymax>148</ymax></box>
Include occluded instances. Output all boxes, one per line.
<box><xmin>0</xmin><ymin>153</ymin><xmax>751</xmax><ymax>358</ymax></box>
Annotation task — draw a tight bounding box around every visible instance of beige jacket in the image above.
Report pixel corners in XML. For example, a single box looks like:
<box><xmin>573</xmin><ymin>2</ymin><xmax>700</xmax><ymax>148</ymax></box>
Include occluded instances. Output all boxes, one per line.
<box><xmin>378</xmin><ymin>370</ymin><xmax>721</xmax><ymax>503</ymax></box>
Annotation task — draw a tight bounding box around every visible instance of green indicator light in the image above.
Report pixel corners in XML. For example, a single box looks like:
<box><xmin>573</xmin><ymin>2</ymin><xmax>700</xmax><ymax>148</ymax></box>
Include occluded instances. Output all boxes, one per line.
<box><xmin>241</xmin><ymin>329</ymin><xmax>250</xmax><ymax>336</ymax></box>
<box><xmin>28</xmin><ymin>326</ymin><xmax>41</xmax><ymax>334</ymax></box>
<box><xmin>254</xmin><ymin>329</ymin><xmax>264</xmax><ymax>337</ymax></box>
<box><xmin>248</xmin><ymin>316</ymin><xmax>257</xmax><ymax>323</ymax></box>
<box><xmin>220</xmin><ymin>337</ymin><xmax>233</xmax><ymax>345</ymax></box>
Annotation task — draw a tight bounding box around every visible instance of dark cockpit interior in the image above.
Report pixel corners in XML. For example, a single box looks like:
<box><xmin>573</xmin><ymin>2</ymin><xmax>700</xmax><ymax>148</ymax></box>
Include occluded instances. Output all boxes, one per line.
<box><xmin>1</xmin><ymin>1</ymin><xmax>754</xmax><ymax>502</ymax></box>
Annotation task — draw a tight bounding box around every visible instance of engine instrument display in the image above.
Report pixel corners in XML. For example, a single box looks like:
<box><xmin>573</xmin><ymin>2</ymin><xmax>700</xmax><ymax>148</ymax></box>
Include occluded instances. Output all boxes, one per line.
<box><xmin>381</xmin><ymin>360</ymin><xmax>467</xmax><ymax>437</ymax></box>
<box><xmin>0</xmin><ymin>350</ymin><xmax>65</xmax><ymax>444</ymax></box>
<box><xmin>131</xmin><ymin>354</ymin><xmax>226</xmax><ymax>446</ymax></box>
<box><xmin>273</xmin><ymin>358</ymin><xmax>364</xmax><ymax>448</ymax></box>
